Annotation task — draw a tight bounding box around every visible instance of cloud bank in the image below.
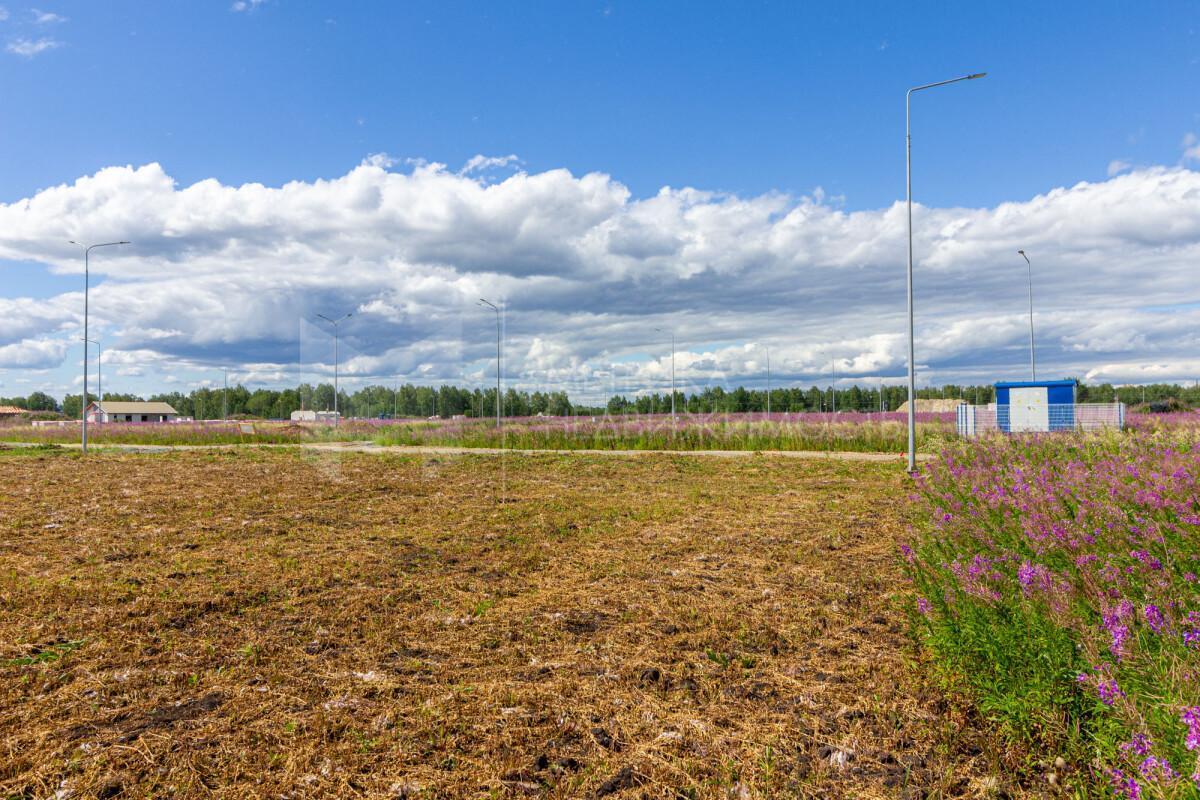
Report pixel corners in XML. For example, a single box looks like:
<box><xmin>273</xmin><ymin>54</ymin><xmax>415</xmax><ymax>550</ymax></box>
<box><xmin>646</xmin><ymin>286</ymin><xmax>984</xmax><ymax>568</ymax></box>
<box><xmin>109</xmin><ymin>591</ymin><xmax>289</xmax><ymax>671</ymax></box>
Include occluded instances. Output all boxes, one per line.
<box><xmin>1</xmin><ymin>159</ymin><xmax>1199</xmax><ymax>396</ymax></box>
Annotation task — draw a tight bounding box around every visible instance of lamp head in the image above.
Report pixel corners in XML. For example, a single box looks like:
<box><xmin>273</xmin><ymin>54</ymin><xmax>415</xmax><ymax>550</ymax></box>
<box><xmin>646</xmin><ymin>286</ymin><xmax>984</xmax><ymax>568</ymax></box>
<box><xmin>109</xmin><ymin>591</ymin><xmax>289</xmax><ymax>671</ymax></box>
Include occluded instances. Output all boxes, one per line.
<box><xmin>967</xmin><ymin>72</ymin><xmax>987</xmax><ymax>80</ymax></box>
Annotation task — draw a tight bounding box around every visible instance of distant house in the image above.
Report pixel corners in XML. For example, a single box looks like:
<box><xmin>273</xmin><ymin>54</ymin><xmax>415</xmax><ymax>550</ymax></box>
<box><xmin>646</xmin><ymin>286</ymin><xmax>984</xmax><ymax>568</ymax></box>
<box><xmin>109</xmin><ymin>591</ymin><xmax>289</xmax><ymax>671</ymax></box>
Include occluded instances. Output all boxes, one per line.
<box><xmin>87</xmin><ymin>401</ymin><xmax>179</xmax><ymax>424</ymax></box>
<box><xmin>290</xmin><ymin>409</ymin><xmax>340</xmax><ymax>424</ymax></box>
<box><xmin>895</xmin><ymin>398</ymin><xmax>967</xmax><ymax>414</ymax></box>
<box><xmin>0</xmin><ymin>405</ymin><xmax>23</xmax><ymax>418</ymax></box>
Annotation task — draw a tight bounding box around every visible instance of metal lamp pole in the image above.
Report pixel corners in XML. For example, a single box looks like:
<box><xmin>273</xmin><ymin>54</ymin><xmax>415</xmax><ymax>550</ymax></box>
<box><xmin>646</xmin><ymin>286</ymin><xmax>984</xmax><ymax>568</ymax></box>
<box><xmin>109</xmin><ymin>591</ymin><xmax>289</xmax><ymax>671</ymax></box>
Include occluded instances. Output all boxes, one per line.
<box><xmin>479</xmin><ymin>299</ymin><xmax>501</xmax><ymax>427</ymax></box>
<box><xmin>84</xmin><ymin>338</ymin><xmax>101</xmax><ymax>419</ymax></box>
<box><xmin>70</xmin><ymin>240</ymin><xmax>129</xmax><ymax>454</ymax></box>
<box><xmin>1017</xmin><ymin>250</ymin><xmax>1036</xmax><ymax>380</ymax></box>
<box><xmin>765</xmin><ymin>346</ymin><xmax>771</xmax><ymax>419</ymax></box>
<box><xmin>655</xmin><ymin>328</ymin><xmax>675</xmax><ymax>425</ymax></box>
<box><xmin>317</xmin><ymin>312</ymin><xmax>352</xmax><ymax>426</ymax></box>
<box><xmin>831</xmin><ymin>357</ymin><xmax>837</xmax><ymax>414</ymax></box>
<box><xmin>905</xmin><ymin>72</ymin><xmax>986</xmax><ymax>473</ymax></box>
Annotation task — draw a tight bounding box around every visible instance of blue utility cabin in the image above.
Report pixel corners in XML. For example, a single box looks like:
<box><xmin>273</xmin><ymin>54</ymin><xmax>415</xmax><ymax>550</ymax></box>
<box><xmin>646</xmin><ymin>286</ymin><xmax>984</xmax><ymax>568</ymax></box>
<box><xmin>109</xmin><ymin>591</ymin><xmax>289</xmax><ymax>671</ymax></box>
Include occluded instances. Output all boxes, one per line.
<box><xmin>994</xmin><ymin>379</ymin><xmax>1076</xmax><ymax>432</ymax></box>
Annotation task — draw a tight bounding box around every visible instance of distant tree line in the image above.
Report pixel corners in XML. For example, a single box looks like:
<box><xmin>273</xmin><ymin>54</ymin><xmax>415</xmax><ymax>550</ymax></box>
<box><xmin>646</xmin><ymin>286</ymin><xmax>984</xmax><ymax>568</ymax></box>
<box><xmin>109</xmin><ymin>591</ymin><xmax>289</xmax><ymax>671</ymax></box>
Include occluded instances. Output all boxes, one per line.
<box><xmin>5</xmin><ymin>378</ymin><xmax>1198</xmax><ymax>421</ymax></box>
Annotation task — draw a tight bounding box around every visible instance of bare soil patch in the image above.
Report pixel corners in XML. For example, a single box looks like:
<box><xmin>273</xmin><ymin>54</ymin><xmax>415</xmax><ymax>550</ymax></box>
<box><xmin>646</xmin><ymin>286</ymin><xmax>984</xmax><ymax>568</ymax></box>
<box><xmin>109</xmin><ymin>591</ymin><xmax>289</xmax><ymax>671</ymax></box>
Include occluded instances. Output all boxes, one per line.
<box><xmin>1</xmin><ymin>450</ymin><xmax>1018</xmax><ymax>798</ymax></box>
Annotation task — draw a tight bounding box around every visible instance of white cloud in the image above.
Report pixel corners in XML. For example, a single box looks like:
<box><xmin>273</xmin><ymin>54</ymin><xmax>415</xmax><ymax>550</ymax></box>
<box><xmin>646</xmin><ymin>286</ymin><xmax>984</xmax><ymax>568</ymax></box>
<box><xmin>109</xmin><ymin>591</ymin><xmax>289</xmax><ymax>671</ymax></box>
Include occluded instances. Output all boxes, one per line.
<box><xmin>0</xmin><ymin>337</ymin><xmax>69</xmax><ymax>369</ymax></box>
<box><xmin>1107</xmin><ymin>159</ymin><xmax>1132</xmax><ymax>177</ymax></box>
<box><xmin>6</xmin><ymin>36</ymin><xmax>60</xmax><ymax>56</ymax></box>
<box><xmin>1</xmin><ymin>160</ymin><xmax>1200</xmax><ymax>394</ymax></box>
<box><xmin>460</xmin><ymin>154</ymin><xmax>521</xmax><ymax>175</ymax></box>
<box><xmin>31</xmin><ymin>8</ymin><xmax>66</xmax><ymax>24</ymax></box>
<box><xmin>231</xmin><ymin>0</ymin><xmax>267</xmax><ymax>12</ymax></box>
<box><xmin>1183</xmin><ymin>133</ymin><xmax>1200</xmax><ymax>164</ymax></box>
<box><xmin>0</xmin><ymin>7</ymin><xmax>9</xmax><ymax>21</ymax></box>
<box><xmin>361</xmin><ymin>152</ymin><xmax>398</xmax><ymax>169</ymax></box>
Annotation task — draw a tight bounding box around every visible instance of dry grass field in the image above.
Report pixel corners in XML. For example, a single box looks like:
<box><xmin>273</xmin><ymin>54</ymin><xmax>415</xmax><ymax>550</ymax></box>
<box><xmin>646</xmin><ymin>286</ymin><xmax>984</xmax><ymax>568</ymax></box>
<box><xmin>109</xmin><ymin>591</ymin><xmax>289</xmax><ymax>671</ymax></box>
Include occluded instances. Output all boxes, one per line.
<box><xmin>1</xmin><ymin>448</ymin><xmax>1023</xmax><ymax>799</ymax></box>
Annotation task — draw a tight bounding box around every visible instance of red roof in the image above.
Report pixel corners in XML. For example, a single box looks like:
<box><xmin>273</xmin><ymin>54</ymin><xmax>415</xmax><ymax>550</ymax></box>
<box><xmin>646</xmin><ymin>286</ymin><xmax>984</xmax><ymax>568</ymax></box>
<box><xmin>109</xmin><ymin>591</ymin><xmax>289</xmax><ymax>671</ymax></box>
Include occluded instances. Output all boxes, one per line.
<box><xmin>0</xmin><ymin>405</ymin><xmax>24</xmax><ymax>415</ymax></box>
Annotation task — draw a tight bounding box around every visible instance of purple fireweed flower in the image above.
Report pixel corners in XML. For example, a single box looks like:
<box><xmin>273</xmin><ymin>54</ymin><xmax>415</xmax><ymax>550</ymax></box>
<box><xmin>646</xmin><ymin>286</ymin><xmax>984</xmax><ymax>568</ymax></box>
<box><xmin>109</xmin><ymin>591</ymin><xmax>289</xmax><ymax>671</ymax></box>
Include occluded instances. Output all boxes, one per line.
<box><xmin>1183</xmin><ymin>707</ymin><xmax>1200</xmax><ymax>751</ymax></box>
<box><xmin>1109</xmin><ymin>768</ymin><xmax>1142</xmax><ymax>799</ymax></box>
<box><xmin>1143</xmin><ymin>604</ymin><xmax>1166</xmax><ymax>634</ymax></box>
<box><xmin>1097</xmin><ymin>678</ymin><xmax>1126</xmax><ymax>706</ymax></box>
<box><xmin>1138</xmin><ymin>756</ymin><xmax>1178</xmax><ymax>781</ymax></box>
<box><xmin>1121</xmin><ymin>734</ymin><xmax>1153</xmax><ymax>757</ymax></box>
<box><xmin>916</xmin><ymin>597</ymin><xmax>931</xmax><ymax>615</ymax></box>
<box><xmin>1104</xmin><ymin>601</ymin><xmax>1135</xmax><ymax>659</ymax></box>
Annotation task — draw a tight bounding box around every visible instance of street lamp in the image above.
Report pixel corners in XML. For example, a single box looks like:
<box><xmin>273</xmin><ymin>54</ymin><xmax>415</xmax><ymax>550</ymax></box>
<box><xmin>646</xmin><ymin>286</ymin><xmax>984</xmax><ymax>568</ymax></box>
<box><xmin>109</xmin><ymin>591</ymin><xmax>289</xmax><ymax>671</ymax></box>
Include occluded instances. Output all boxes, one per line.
<box><xmin>831</xmin><ymin>356</ymin><xmax>837</xmax><ymax>414</ymax></box>
<box><xmin>1017</xmin><ymin>250</ymin><xmax>1036</xmax><ymax>380</ymax></box>
<box><xmin>478</xmin><ymin>299</ymin><xmax>501</xmax><ymax>427</ymax></box>
<box><xmin>70</xmin><ymin>240</ymin><xmax>129</xmax><ymax>454</ymax></box>
<box><xmin>316</xmin><ymin>312</ymin><xmax>352</xmax><ymax>426</ymax></box>
<box><xmin>765</xmin><ymin>346</ymin><xmax>771</xmax><ymax>419</ymax></box>
<box><xmin>905</xmin><ymin>72</ymin><xmax>986</xmax><ymax>473</ymax></box>
<box><xmin>84</xmin><ymin>338</ymin><xmax>101</xmax><ymax>418</ymax></box>
<box><xmin>655</xmin><ymin>327</ymin><xmax>675</xmax><ymax>425</ymax></box>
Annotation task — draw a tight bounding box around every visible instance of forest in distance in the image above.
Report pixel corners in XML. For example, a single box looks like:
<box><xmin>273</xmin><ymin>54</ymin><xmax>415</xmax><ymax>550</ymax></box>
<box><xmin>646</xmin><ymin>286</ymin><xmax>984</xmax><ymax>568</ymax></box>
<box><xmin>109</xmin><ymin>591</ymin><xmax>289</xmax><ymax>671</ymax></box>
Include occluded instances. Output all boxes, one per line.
<box><xmin>4</xmin><ymin>379</ymin><xmax>1198</xmax><ymax>421</ymax></box>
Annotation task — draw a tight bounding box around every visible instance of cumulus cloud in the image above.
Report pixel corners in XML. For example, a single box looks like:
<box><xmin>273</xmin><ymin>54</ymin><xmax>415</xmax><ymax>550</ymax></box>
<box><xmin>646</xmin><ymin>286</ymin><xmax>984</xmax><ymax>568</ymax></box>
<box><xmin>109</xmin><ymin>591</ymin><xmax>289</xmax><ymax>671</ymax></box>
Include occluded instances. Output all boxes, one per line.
<box><xmin>0</xmin><ymin>337</ymin><xmax>69</xmax><ymax>369</ymax></box>
<box><xmin>231</xmin><ymin>0</ymin><xmax>266</xmax><ymax>12</ymax></box>
<box><xmin>6</xmin><ymin>36</ymin><xmax>60</xmax><ymax>56</ymax></box>
<box><xmin>1107</xmin><ymin>159</ymin><xmax>1132</xmax><ymax>177</ymax></box>
<box><xmin>1</xmin><ymin>160</ymin><xmax>1199</xmax><ymax>396</ymax></box>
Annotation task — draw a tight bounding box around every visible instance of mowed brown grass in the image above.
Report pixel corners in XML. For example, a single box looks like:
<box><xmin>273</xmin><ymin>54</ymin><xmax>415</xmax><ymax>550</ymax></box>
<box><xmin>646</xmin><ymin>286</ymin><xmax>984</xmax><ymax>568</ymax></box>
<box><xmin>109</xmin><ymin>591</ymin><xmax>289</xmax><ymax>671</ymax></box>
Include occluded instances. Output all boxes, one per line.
<box><xmin>0</xmin><ymin>449</ymin><xmax>1014</xmax><ymax>799</ymax></box>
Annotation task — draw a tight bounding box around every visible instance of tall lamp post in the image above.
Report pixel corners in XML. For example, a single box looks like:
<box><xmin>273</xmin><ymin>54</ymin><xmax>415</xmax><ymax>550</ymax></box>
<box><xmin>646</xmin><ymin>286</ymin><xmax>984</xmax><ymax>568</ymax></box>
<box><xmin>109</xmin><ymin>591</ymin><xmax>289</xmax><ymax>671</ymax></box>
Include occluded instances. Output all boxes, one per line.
<box><xmin>655</xmin><ymin>327</ymin><xmax>675</xmax><ymax>425</ymax></box>
<box><xmin>478</xmin><ymin>299</ymin><xmax>501</xmax><ymax>427</ymax></box>
<box><xmin>84</xmin><ymin>338</ymin><xmax>101</xmax><ymax>418</ymax></box>
<box><xmin>905</xmin><ymin>72</ymin><xmax>986</xmax><ymax>473</ymax></box>
<box><xmin>1017</xmin><ymin>250</ymin><xmax>1036</xmax><ymax>380</ymax></box>
<box><xmin>831</xmin><ymin>356</ymin><xmax>837</xmax><ymax>414</ymax></box>
<box><xmin>765</xmin><ymin>346</ymin><xmax>771</xmax><ymax>419</ymax></box>
<box><xmin>316</xmin><ymin>312</ymin><xmax>352</xmax><ymax>426</ymax></box>
<box><xmin>70</xmin><ymin>240</ymin><xmax>129</xmax><ymax>454</ymax></box>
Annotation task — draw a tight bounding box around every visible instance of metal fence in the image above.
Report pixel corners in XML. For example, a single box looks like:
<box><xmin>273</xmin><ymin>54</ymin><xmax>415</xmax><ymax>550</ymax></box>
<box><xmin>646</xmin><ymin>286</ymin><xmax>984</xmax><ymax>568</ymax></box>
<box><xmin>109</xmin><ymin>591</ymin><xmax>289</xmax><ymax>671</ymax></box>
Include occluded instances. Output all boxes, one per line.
<box><xmin>957</xmin><ymin>403</ymin><xmax>1125</xmax><ymax>436</ymax></box>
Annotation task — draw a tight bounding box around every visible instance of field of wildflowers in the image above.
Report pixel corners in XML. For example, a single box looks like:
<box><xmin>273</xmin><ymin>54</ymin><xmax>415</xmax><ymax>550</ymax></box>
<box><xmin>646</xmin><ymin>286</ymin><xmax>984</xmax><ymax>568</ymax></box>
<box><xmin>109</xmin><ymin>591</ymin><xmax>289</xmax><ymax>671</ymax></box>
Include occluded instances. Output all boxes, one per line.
<box><xmin>0</xmin><ymin>421</ymin><xmax>355</xmax><ymax>446</ymax></box>
<box><xmin>0</xmin><ymin>412</ymin><xmax>958</xmax><ymax>452</ymax></box>
<box><xmin>374</xmin><ymin>411</ymin><xmax>958</xmax><ymax>452</ymax></box>
<box><xmin>906</xmin><ymin>429</ymin><xmax>1200</xmax><ymax>797</ymax></box>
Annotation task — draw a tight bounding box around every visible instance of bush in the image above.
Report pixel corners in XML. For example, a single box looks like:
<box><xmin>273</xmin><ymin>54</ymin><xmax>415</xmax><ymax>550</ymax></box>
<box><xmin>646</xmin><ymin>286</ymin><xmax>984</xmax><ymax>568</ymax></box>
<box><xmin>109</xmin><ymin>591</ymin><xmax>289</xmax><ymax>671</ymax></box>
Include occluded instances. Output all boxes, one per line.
<box><xmin>905</xmin><ymin>431</ymin><xmax>1200</xmax><ymax>797</ymax></box>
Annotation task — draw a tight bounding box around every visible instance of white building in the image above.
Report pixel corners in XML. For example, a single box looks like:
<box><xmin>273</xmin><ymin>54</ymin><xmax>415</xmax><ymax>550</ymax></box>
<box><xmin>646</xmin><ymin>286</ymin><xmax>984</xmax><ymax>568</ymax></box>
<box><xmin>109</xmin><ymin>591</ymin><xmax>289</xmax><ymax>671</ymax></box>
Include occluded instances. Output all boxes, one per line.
<box><xmin>290</xmin><ymin>409</ymin><xmax>341</xmax><ymax>424</ymax></box>
<box><xmin>86</xmin><ymin>401</ymin><xmax>180</xmax><ymax>424</ymax></box>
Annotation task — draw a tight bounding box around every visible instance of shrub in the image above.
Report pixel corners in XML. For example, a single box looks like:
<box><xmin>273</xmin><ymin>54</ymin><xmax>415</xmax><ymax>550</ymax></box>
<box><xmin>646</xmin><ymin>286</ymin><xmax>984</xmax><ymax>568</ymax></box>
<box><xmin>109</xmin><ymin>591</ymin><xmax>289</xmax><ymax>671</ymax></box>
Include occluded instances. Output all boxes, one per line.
<box><xmin>906</xmin><ymin>431</ymin><xmax>1200</xmax><ymax>797</ymax></box>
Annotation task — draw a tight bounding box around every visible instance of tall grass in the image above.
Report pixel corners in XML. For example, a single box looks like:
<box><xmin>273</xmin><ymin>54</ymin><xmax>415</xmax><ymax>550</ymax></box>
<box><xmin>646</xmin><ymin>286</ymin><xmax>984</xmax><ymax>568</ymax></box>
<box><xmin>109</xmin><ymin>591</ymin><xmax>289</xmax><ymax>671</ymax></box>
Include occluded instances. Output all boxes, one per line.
<box><xmin>0</xmin><ymin>421</ymin><xmax>375</xmax><ymax>446</ymax></box>
<box><xmin>0</xmin><ymin>413</ymin><xmax>957</xmax><ymax>451</ymax></box>
<box><xmin>373</xmin><ymin>411</ymin><xmax>958</xmax><ymax>452</ymax></box>
<box><xmin>906</xmin><ymin>430</ymin><xmax>1200</xmax><ymax>797</ymax></box>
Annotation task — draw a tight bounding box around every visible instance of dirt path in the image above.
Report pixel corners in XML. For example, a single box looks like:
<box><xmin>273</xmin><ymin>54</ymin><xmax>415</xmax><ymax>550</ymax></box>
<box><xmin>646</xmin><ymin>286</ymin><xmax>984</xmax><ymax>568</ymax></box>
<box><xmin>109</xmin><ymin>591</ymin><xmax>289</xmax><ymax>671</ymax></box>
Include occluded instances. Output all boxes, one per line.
<box><xmin>0</xmin><ymin>449</ymin><xmax>999</xmax><ymax>799</ymax></box>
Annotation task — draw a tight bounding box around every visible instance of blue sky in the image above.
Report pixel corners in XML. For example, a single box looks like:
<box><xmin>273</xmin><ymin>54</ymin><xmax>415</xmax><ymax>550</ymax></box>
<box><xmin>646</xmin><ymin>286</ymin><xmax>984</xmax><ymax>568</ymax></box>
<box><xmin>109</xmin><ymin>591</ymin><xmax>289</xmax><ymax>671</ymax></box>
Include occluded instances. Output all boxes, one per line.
<box><xmin>5</xmin><ymin>1</ymin><xmax>1198</xmax><ymax>210</ymax></box>
<box><xmin>1</xmin><ymin>1</ymin><xmax>1199</xmax><ymax>400</ymax></box>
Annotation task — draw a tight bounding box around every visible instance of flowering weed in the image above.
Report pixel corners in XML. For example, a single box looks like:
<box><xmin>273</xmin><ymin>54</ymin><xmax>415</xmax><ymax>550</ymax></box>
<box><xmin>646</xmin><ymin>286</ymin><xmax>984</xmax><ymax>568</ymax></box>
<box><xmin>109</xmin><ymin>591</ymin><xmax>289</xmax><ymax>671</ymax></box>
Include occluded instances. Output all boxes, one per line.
<box><xmin>907</xmin><ymin>430</ymin><xmax>1200</xmax><ymax>797</ymax></box>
